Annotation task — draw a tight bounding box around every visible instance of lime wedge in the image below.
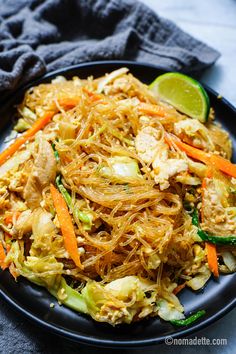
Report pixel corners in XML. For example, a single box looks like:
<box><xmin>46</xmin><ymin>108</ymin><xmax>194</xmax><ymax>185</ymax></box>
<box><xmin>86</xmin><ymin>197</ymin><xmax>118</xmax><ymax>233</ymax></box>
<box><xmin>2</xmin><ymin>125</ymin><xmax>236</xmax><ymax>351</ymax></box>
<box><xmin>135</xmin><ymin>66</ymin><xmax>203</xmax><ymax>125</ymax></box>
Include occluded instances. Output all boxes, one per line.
<box><xmin>149</xmin><ymin>72</ymin><xmax>210</xmax><ymax>123</ymax></box>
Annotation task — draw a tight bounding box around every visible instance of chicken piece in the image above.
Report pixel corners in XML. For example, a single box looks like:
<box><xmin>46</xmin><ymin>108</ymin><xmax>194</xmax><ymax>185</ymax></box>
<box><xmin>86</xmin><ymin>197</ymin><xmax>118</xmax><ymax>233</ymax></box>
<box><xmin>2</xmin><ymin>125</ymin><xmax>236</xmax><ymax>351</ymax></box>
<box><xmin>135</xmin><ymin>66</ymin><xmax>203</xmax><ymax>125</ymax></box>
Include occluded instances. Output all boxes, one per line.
<box><xmin>23</xmin><ymin>139</ymin><xmax>57</xmax><ymax>209</ymax></box>
<box><xmin>135</xmin><ymin>126</ymin><xmax>165</xmax><ymax>163</ymax></box>
<box><xmin>103</xmin><ymin>76</ymin><xmax>132</xmax><ymax>95</ymax></box>
<box><xmin>202</xmin><ymin>175</ymin><xmax>236</xmax><ymax>236</ymax></box>
<box><xmin>153</xmin><ymin>158</ymin><xmax>188</xmax><ymax>190</ymax></box>
<box><xmin>97</xmin><ymin>68</ymin><xmax>129</xmax><ymax>93</ymax></box>
<box><xmin>174</xmin><ymin>118</ymin><xmax>214</xmax><ymax>151</ymax></box>
<box><xmin>207</xmin><ymin>123</ymin><xmax>232</xmax><ymax>159</ymax></box>
<box><xmin>135</xmin><ymin>126</ymin><xmax>187</xmax><ymax>190</ymax></box>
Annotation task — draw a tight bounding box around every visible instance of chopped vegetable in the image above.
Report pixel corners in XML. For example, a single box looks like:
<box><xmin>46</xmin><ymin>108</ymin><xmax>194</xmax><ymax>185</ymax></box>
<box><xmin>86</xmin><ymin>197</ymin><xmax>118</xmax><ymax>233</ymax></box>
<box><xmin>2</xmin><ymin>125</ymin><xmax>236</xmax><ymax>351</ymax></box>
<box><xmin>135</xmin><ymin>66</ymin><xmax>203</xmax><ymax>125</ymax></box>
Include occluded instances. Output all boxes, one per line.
<box><xmin>50</xmin><ymin>184</ymin><xmax>84</xmax><ymax>269</ymax></box>
<box><xmin>192</xmin><ymin>209</ymin><xmax>236</xmax><ymax>245</ymax></box>
<box><xmin>82</xmin><ymin>87</ymin><xmax>103</xmax><ymax>102</ymax></box>
<box><xmin>49</xmin><ymin>277</ymin><xmax>88</xmax><ymax>313</ymax></box>
<box><xmin>49</xmin><ymin>276</ymin><xmax>164</xmax><ymax>326</ymax></box>
<box><xmin>170</xmin><ymin>310</ymin><xmax>206</xmax><ymax>327</ymax></box>
<box><xmin>206</xmin><ymin>243</ymin><xmax>219</xmax><ymax>278</ymax></box>
<box><xmin>4</xmin><ymin>211</ymin><xmax>21</xmax><ymax>226</ymax></box>
<box><xmin>14</xmin><ymin>118</ymin><xmax>31</xmax><ymax>132</ymax></box>
<box><xmin>138</xmin><ymin>102</ymin><xmax>165</xmax><ymax>117</ymax></box>
<box><xmin>157</xmin><ymin>299</ymin><xmax>184</xmax><ymax>321</ymax></box>
<box><xmin>0</xmin><ymin>111</ymin><xmax>55</xmax><ymax>166</ymax></box>
<box><xmin>186</xmin><ymin>266</ymin><xmax>211</xmax><ymax>291</ymax></box>
<box><xmin>55</xmin><ymin>176</ymin><xmax>71</xmax><ymax>205</ymax></box>
<box><xmin>57</xmin><ymin>98</ymin><xmax>80</xmax><ymax>109</ymax></box>
<box><xmin>165</xmin><ymin>134</ymin><xmax>236</xmax><ymax>178</ymax></box>
<box><xmin>52</xmin><ymin>143</ymin><xmax>60</xmax><ymax>161</ymax></box>
<box><xmin>0</xmin><ymin>150</ymin><xmax>31</xmax><ymax>178</ymax></box>
<box><xmin>74</xmin><ymin>210</ymin><xmax>92</xmax><ymax>226</ymax></box>
<box><xmin>55</xmin><ymin>176</ymin><xmax>92</xmax><ymax>228</ymax></box>
<box><xmin>5</xmin><ymin>240</ymin><xmax>63</xmax><ymax>287</ymax></box>
<box><xmin>173</xmin><ymin>283</ymin><xmax>186</xmax><ymax>295</ymax></box>
<box><xmin>18</xmin><ymin>106</ymin><xmax>37</xmax><ymax>123</ymax></box>
<box><xmin>0</xmin><ymin>242</ymin><xmax>7</xmax><ymax>270</ymax></box>
<box><xmin>221</xmin><ymin>251</ymin><xmax>236</xmax><ymax>272</ymax></box>
<box><xmin>100</xmin><ymin>156</ymin><xmax>142</xmax><ymax>180</ymax></box>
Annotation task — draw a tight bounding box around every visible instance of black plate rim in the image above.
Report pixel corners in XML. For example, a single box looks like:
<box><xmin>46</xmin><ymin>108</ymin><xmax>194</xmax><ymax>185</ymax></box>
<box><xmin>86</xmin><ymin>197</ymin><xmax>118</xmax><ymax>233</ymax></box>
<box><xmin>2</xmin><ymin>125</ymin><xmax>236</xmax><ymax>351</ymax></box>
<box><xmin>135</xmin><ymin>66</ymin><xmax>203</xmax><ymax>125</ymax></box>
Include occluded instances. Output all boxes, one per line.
<box><xmin>3</xmin><ymin>60</ymin><xmax>236</xmax><ymax>116</ymax></box>
<box><xmin>0</xmin><ymin>283</ymin><xmax>235</xmax><ymax>348</ymax></box>
<box><xmin>0</xmin><ymin>60</ymin><xmax>235</xmax><ymax>348</ymax></box>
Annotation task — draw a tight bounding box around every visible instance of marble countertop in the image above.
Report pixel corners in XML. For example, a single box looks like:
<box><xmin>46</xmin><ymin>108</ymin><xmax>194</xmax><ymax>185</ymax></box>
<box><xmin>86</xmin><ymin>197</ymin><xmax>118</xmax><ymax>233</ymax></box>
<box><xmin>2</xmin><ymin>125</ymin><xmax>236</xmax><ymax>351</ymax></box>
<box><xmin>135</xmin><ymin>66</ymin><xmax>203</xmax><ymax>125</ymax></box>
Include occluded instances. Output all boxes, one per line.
<box><xmin>144</xmin><ymin>0</ymin><xmax>236</xmax><ymax>106</ymax></box>
<box><xmin>0</xmin><ymin>1</ymin><xmax>235</xmax><ymax>353</ymax></box>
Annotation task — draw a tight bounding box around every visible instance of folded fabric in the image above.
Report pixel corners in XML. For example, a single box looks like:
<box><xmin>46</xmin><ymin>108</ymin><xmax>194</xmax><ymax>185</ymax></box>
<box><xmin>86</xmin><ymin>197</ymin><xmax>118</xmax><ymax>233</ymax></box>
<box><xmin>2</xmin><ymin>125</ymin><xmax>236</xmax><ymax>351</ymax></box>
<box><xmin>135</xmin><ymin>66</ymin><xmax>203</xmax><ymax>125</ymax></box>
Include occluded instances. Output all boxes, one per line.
<box><xmin>0</xmin><ymin>0</ymin><xmax>220</xmax><ymax>96</ymax></box>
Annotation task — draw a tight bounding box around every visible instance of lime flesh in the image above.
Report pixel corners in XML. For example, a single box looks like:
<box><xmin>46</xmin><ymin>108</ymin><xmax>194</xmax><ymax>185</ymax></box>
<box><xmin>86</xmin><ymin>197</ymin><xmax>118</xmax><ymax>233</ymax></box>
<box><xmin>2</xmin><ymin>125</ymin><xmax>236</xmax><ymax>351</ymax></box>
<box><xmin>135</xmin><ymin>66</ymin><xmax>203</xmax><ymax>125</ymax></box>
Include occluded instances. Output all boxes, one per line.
<box><xmin>149</xmin><ymin>72</ymin><xmax>210</xmax><ymax>123</ymax></box>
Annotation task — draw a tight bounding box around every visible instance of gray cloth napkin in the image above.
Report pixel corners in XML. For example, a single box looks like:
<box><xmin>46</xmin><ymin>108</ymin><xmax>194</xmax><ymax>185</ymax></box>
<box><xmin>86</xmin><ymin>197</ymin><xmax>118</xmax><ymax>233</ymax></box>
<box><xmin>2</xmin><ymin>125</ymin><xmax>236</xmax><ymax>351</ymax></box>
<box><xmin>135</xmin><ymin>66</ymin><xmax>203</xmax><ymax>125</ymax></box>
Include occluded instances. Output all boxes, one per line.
<box><xmin>0</xmin><ymin>0</ymin><xmax>220</xmax><ymax>95</ymax></box>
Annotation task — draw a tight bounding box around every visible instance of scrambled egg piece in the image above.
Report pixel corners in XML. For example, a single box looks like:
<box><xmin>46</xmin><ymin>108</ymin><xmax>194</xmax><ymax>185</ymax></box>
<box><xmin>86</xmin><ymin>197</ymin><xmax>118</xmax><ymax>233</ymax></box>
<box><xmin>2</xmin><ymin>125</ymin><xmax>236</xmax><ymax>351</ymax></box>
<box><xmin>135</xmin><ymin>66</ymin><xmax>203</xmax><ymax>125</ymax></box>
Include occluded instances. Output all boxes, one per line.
<box><xmin>135</xmin><ymin>126</ymin><xmax>187</xmax><ymax>190</ymax></box>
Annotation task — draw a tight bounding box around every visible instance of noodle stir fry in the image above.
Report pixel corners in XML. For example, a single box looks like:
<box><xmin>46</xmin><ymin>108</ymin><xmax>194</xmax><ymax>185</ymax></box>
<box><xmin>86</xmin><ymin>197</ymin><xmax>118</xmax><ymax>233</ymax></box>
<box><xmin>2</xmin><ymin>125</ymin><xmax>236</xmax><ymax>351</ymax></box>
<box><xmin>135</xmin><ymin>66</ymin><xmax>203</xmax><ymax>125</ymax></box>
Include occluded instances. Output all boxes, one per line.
<box><xmin>0</xmin><ymin>68</ymin><xmax>235</xmax><ymax>325</ymax></box>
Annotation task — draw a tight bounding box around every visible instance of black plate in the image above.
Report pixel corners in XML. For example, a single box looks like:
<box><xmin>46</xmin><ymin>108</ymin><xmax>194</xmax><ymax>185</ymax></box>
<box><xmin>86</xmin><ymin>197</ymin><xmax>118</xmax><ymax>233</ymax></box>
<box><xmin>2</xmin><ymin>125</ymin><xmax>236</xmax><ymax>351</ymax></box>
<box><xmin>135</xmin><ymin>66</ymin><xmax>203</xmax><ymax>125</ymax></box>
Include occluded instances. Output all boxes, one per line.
<box><xmin>0</xmin><ymin>61</ymin><xmax>235</xmax><ymax>348</ymax></box>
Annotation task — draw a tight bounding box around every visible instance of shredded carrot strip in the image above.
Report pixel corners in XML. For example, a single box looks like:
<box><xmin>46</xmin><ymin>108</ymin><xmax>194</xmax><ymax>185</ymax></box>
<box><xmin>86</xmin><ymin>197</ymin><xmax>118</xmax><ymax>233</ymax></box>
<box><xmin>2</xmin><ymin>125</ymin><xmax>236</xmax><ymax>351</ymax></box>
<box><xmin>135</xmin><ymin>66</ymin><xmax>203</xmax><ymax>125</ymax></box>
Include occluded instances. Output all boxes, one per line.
<box><xmin>0</xmin><ymin>110</ymin><xmax>55</xmax><ymax>166</ymax></box>
<box><xmin>165</xmin><ymin>134</ymin><xmax>236</xmax><ymax>178</ymax></box>
<box><xmin>4</xmin><ymin>216</ymin><xmax>13</xmax><ymax>226</ymax></box>
<box><xmin>173</xmin><ymin>283</ymin><xmax>186</xmax><ymax>295</ymax></box>
<box><xmin>57</xmin><ymin>98</ymin><xmax>80</xmax><ymax>109</ymax></box>
<box><xmin>89</xmin><ymin>94</ymin><xmax>103</xmax><ymax>102</ymax></box>
<box><xmin>206</xmin><ymin>242</ymin><xmax>219</xmax><ymax>277</ymax></box>
<box><xmin>138</xmin><ymin>103</ymin><xmax>165</xmax><ymax>117</ymax></box>
<box><xmin>4</xmin><ymin>211</ymin><xmax>21</xmax><ymax>226</ymax></box>
<box><xmin>50</xmin><ymin>184</ymin><xmax>83</xmax><ymax>269</ymax></box>
<box><xmin>83</xmin><ymin>88</ymin><xmax>103</xmax><ymax>102</ymax></box>
<box><xmin>0</xmin><ymin>242</ymin><xmax>7</xmax><ymax>270</ymax></box>
<box><xmin>52</xmin><ymin>93</ymin><xmax>101</xmax><ymax>111</ymax></box>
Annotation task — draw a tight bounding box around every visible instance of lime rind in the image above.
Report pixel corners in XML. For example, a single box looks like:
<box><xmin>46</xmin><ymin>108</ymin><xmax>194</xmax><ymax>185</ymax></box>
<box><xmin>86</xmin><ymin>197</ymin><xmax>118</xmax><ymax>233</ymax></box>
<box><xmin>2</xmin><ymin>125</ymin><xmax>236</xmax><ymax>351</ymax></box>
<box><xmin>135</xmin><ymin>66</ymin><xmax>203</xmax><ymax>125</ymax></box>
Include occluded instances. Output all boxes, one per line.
<box><xmin>149</xmin><ymin>72</ymin><xmax>210</xmax><ymax>123</ymax></box>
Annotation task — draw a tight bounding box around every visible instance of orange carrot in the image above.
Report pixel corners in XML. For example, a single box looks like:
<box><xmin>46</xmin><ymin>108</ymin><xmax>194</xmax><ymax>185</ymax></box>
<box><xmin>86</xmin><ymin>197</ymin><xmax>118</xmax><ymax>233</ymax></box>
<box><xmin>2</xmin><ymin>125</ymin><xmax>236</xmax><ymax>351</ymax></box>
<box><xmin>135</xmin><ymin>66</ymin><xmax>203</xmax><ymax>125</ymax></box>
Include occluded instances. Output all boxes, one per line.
<box><xmin>0</xmin><ymin>242</ymin><xmax>7</xmax><ymax>270</ymax></box>
<box><xmin>4</xmin><ymin>211</ymin><xmax>21</xmax><ymax>226</ymax></box>
<box><xmin>4</xmin><ymin>215</ymin><xmax>14</xmax><ymax>226</ymax></box>
<box><xmin>82</xmin><ymin>88</ymin><xmax>103</xmax><ymax>102</ymax></box>
<box><xmin>173</xmin><ymin>283</ymin><xmax>186</xmax><ymax>295</ymax></box>
<box><xmin>89</xmin><ymin>94</ymin><xmax>103</xmax><ymax>102</ymax></box>
<box><xmin>138</xmin><ymin>103</ymin><xmax>165</xmax><ymax>117</ymax></box>
<box><xmin>50</xmin><ymin>184</ymin><xmax>83</xmax><ymax>269</ymax></box>
<box><xmin>165</xmin><ymin>134</ymin><xmax>236</xmax><ymax>178</ymax></box>
<box><xmin>206</xmin><ymin>242</ymin><xmax>219</xmax><ymax>277</ymax></box>
<box><xmin>0</xmin><ymin>110</ymin><xmax>55</xmax><ymax>166</ymax></box>
<box><xmin>57</xmin><ymin>98</ymin><xmax>80</xmax><ymax>109</ymax></box>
